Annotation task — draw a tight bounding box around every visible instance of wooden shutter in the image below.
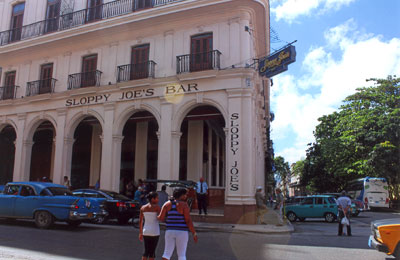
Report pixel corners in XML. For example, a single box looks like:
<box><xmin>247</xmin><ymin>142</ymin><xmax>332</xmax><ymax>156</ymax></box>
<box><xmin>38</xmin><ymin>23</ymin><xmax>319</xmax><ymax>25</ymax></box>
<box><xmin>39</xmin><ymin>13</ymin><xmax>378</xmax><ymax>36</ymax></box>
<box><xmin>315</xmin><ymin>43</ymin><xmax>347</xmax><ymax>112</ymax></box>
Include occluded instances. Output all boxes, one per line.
<box><xmin>190</xmin><ymin>33</ymin><xmax>213</xmax><ymax>72</ymax></box>
<box><xmin>46</xmin><ymin>0</ymin><xmax>61</xmax><ymax>33</ymax></box>
<box><xmin>39</xmin><ymin>64</ymin><xmax>53</xmax><ymax>94</ymax></box>
<box><xmin>131</xmin><ymin>44</ymin><xmax>149</xmax><ymax>80</ymax></box>
<box><xmin>81</xmin><ymin>55</ymin><xmax>98</xmax><ymax>87</ymax></box>
<box><xmin>10</xmin><ymin>3</ymin><xmax>25</xmax><ymax>42</ymax></box>
<box><xmin>3</xmin><ymin>72</ymin><xmax>16</xmax><ymax>100</ymax></box>
<box><xmin>87</xmin><ymin>0</ymin><xmax>103</xmax><ymax>23</ymax></box>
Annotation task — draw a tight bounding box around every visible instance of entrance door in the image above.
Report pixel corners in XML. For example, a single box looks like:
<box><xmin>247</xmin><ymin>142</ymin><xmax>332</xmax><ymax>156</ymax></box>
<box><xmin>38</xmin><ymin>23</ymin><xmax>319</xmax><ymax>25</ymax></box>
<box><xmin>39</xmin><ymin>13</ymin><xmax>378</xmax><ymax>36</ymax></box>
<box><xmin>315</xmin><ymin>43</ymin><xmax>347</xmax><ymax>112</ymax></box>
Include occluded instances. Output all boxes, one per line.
<box><xmin>45</xmin><ymin>0</ymin><xmax>60</xmax><ymax>33</ymax></box>
<box><xmin>87</xmin><ymin>0</ymin><xmax>103</xmax><ymax>23</ymax></box>
<box><xmin>3</xmin><ymin>72</ymin><xmax>16</xmax><ymax>100</ymax></box>
<box><xmin>10</xmin><ymin>3</ymin><xmax>25</xmax><ymax>42</ymax></box>
<box><xmin>131</xmin><ymin>44</ymin><xmax>149</xmax><ymax>80</ymax></box>
<box><xmin>39</xmin><ymin>64</ymin><xmax>53</xmax><ymax>94</ymax></box>
<box><xmin>190</xmin><ymin>33</ymin><xmax>213</xmax><ymax>72</ymax></box>
<box><xmin>81</xmin><ymin>55</ymin><xmax>98</xmax><ymax>87</ymax></box>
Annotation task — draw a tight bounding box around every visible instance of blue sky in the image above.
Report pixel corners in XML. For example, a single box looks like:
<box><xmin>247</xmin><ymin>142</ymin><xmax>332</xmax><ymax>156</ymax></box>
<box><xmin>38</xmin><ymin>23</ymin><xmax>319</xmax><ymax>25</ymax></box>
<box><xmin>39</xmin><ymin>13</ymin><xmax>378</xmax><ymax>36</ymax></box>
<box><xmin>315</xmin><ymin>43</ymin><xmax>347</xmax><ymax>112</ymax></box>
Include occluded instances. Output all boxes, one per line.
<box><xmin>269</xmin><ymin>0</ymin><xmax>400</xmax><ymax>164</ymax></box>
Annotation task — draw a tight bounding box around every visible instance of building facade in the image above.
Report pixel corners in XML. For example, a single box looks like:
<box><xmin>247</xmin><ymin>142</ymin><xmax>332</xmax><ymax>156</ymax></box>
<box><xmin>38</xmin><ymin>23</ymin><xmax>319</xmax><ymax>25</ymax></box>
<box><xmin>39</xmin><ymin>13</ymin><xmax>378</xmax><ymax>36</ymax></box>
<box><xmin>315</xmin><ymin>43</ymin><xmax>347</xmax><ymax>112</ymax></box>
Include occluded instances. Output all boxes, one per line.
<box><xmin>0</xmin><ymin>0</ymin><xmax>270</xmax><ymax>224</ymax></box>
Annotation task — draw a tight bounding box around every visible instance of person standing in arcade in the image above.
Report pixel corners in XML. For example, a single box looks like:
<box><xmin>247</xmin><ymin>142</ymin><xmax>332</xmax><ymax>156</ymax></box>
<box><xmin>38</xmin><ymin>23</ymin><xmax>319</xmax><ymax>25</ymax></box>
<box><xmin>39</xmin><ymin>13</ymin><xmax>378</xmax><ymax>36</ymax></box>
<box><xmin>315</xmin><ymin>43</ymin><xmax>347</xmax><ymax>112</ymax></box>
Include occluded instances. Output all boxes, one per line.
<box><xmin>196</xmin><ymin>177</ymin><xmax>208</xmax><ymax>215</ymax></box>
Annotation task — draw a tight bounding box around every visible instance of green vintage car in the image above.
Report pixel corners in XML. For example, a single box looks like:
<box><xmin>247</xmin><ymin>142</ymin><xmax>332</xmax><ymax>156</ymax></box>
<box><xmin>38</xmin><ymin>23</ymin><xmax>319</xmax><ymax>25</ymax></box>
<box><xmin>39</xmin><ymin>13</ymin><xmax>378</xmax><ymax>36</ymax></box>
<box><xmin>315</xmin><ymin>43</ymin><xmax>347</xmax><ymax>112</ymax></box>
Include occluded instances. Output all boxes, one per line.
<box><xmin>284</xmin><ymin>195</ymin><xmax>338</xmax><ymax>223</ymax></box>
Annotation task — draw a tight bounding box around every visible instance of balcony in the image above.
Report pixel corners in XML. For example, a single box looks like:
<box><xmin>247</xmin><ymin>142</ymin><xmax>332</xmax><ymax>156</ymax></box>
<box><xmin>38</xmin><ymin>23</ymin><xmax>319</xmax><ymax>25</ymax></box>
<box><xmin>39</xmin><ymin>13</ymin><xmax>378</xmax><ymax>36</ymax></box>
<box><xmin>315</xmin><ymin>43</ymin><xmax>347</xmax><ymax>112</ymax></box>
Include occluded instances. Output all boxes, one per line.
<box><xmin>68</xmin><ymin>70</ymin><xmax>102</xmax><ymax>90</ymax></box>
<box><xmin>26</xmin><ymin>79</ymin><xmax>57</xmax><ymax>96</ymax></box>
<box><xmin>0</xmin><ymin>85</ymin><xmax>18</xmax><ymax>100</ymax></box>
<box><xmin>117</xmin><ymin>61</ymin><xmax>156</xmax><ymax>82</ymax></box>
<box><xmin>0</xmin><ymin>0</ymin><xmax>185</xmax><ymax>46</ymax></box>
<box><xmin>176</xmin><ymin>50</ymin><xmax>221</xmax><ymax>74</ymax></box>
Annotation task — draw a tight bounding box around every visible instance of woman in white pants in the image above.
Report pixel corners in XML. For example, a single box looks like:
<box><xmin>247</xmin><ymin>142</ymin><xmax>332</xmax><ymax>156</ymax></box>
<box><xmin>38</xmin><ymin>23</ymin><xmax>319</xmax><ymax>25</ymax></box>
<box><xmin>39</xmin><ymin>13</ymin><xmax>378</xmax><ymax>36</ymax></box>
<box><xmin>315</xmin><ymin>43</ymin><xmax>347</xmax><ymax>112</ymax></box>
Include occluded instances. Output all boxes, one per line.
<box><xmin>158</xmin><ymin>188</ymin><xmax>198</xmax><ymax>260</ymax></box>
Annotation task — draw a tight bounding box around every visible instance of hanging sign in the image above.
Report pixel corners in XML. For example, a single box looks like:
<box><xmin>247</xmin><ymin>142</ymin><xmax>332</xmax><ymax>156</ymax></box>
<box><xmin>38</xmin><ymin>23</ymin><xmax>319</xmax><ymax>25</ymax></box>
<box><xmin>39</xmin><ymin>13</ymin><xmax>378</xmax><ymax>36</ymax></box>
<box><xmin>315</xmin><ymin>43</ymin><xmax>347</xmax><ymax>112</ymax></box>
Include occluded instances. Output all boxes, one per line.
<box><xmin>259</xmin><ymin>45</ymin><xmax>296</xmax><ymax>78</ymax></box>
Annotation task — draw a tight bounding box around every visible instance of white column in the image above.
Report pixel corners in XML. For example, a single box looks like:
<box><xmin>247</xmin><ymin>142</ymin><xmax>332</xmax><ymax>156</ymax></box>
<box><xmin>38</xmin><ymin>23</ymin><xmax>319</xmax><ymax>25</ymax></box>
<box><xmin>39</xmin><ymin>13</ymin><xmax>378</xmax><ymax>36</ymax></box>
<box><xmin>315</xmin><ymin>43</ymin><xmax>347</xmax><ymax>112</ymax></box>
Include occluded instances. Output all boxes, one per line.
<box><xmin>157</xmin><ymin>100</ymin><xmax>173</xmax><ymax>180</ymax></box>
<box><xmin>170</xmin><ymin>131</ymin><xmax>181</xmax><ymax>181</ymax></box>
<box><xmin>187</xmin><ymin>120</ymin><xmax>203</xmax><ymax>181</ymax></box>
<box><xmin>134</xmin><ymin>121</ymin><xmax>148</xmax><ymax>181</ymax></box>
<box><xmin>164</xmin><ymin>30</ymin><xmax>175</xmax><ymax>76</ymax></box>
<box><xmin>13</xmin><ymin>113</ymin><xmax>26</xmax><ymax>181</ymax></box>
<box><xmin>225</xmin><ymin>89</ymin><xmax>243</xmax><ymax>205</ymax></box>
<box><xmin>63</xmin><ymin>138</ymin><xmax>75</xmax><ymax>184</ymax></box>
<box><xmin>90</xmin><ymin>124</ymin><xmax>102</xmax><ymax>186</ymax></box>
<box><xmin>21</xmin><ymin>141</ymin><xmax>34</xmax><ymax>181</ymax></box>
<box><xmin>99</xmin><ymin>103</ymin><xmax>115</xmax><ymax>190</ymax></box>
<box><xmin>110</xmin><ymin>135</ymin><xmax>124</xmax><ymax>192</ymax></box>
<box><xmin>228</xmin><ymin>18</ymin><xmax>241</xmax><ymax>67</ymax></box>
<box><xmin>53</xmin><ymin>109</ymin><xmax>67</xmax><ymax>184</ymax></box>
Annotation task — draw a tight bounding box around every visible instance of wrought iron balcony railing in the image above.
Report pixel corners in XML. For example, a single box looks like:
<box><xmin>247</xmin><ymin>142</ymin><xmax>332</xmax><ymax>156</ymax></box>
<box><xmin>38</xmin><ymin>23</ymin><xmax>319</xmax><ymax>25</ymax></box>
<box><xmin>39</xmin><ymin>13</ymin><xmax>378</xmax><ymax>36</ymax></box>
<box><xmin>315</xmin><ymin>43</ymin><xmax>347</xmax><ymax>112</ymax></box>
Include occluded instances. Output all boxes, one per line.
<box><xmin>68</xmin><ymin>70</ymin><xmax>102</xmax><ymax>89</ymax></box>
<box><xmin>0</xmin><ymin>85</ymin><xmax>19</xmax><ymax>100</ymax></box>
<box><xmin>26</xmin><ymin>78</ymin><xmax>57</xmax><ymax>96</ymax></box>
<box><xmin>176</xmin><ymin>50</ymin><xmax>221</xmax><ymax>74</ymax></box>
<box><xmin>117</xmin><ymin>61</ymin><xmax>156</xmax><ymax>82</ymax></box>
<box><xmin>0</xmin><ymin>0</ymin><xmax>185</xmax><ymax>46</ymax></box>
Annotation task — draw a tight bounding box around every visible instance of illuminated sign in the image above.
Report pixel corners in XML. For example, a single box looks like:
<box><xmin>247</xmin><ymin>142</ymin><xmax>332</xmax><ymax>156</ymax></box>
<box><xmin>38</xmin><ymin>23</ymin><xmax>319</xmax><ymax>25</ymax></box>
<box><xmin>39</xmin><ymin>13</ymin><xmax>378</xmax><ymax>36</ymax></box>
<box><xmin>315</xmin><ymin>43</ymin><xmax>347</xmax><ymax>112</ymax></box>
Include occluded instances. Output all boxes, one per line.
<box><xmin>259</xmin><ymin>45</ymin><xmax>296</xmax><ymax>78</ymax></box>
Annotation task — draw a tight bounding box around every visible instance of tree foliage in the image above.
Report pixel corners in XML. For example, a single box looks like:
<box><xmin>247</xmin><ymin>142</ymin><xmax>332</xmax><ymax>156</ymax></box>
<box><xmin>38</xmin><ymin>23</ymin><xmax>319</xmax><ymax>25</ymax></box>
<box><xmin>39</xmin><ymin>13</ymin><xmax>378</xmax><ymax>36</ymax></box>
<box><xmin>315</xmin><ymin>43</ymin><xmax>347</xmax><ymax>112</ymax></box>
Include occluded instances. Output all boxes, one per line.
<box><xmin>301</xmin><ymin>76</ymin><xmax>400</xmax><ymax>199</ymax></box>
<box><xmin>273</xmin><ymin>156</ymin><xmax>290</xmax><ymax>194</ymax></box>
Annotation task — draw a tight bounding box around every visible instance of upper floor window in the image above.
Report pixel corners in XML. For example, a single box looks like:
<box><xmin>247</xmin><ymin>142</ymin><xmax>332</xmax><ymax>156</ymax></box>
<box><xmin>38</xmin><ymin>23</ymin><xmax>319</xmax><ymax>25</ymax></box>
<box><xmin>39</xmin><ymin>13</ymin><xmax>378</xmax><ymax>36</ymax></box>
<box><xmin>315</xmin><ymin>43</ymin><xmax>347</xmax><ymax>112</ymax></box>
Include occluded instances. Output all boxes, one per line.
<box><xmin>45</xmin><ymin>0</ymin><xmax>61</xmax><ymax>33</ymax></box>
<box><xmin>87</xmin><ymin>0</ymin><xmax>103</xmax><ymax>23</ymax></box>
<box><xmin>39</xmin><ymin>63</ymin><xmax>54</xmax><ymax>94</ymax></box>
<box><xmin>131</xmin><ymin>44</ymin><xmax>150</xmax><ymax>79</ymax></box>
<box><xmin>10</xmin><ymin>3</ymin><xmax>25</xmax><ymax>42</ymax></box>
<box><xmin>81</xmin><ymin>54</ymin><xmax>98</xmax><ymax>87</ymax></box>
<box><xmin>190</xmin><ymin>33</ymin><xmax>213</xmax><ymax>72</ymax></box>
<box><xmin>135</xmin><ymin>0</ymin><xmax>153</xmax><ymax>10</ymax></box>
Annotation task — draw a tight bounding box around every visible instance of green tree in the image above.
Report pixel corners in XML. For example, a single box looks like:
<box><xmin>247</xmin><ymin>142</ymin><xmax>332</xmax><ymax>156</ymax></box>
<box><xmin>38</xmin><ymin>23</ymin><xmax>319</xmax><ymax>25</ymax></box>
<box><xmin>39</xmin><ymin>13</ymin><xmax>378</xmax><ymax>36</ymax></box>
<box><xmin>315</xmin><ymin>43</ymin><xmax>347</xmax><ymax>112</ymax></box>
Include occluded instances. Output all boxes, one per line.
<box><xmin>302</xmin><ymin>76</ymin><xmax>400</xmax><ymax>199</ymax></box>
<box><xmin>273</xmin><ymin>156</ymin><xmax>290</xmax><ymax>195</ymax></box>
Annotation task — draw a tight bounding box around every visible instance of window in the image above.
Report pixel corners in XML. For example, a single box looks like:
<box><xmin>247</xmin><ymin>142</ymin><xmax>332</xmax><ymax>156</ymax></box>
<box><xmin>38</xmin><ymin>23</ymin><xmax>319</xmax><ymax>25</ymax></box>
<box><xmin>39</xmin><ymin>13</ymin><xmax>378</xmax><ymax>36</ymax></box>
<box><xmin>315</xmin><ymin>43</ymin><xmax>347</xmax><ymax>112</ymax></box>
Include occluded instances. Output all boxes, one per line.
<box><xmin>315</xmin><ymin>197</ymin><xmax>324</xmax><ymax>205</ymax></box>
<box><xmin>4</xmin><ymin>185</ymin><xmax>20</xmax><ymax>195</ymax></box>
<box><xmin>131</xmin><ymin>44</ymin><xmax>149</xmax><ymax>80</ymax></box>
<box><xmin>190</xmin><ymin>33</ymin><xmax>213</xmax><ymax>72</ymax></box>
<box><xmin>87</xmin><ymin>0</ymin><xmax>103</xmax><ymax>23</ymax></box>
<box><xmin>20</xmin><ymin>186</ymin><xmax>36</xmax><ymax>196</ymax></box>
<box><xmin>39</xmin><ymin>63</ymin><xmax>53</xmax><ymax>94</ymax></box>
<box><xmin>10</xmin><ymin>3</ymin><xmax>25</xmax><ymax>42</ymax></box>
<box><xmin>136</xmin><ymin>0</ymin><xmax>152</xmax><ymax>10</ymax></box>
<box><xmin>45</xmin><ymin>0</ymin><xmax>61</xmax><ymax>33</ymax></box>
<box><xmin>81</xmin><ymin>55</ymin><xmax>98</xmax><ymax>87</ymax></box>
<box><xmin>327</xmin><ymin>197</ymin><xmax>336</xmax><ymax>204</ymax></box>
<box><xmin>3</xmin><ymin>71</ymin><xmax>16</xmax><ymax>100</ymax></box>
<box><xmin>302</xmin><ymin>197</ymin><xmax>313</xmax><ymax>205</ymax></box>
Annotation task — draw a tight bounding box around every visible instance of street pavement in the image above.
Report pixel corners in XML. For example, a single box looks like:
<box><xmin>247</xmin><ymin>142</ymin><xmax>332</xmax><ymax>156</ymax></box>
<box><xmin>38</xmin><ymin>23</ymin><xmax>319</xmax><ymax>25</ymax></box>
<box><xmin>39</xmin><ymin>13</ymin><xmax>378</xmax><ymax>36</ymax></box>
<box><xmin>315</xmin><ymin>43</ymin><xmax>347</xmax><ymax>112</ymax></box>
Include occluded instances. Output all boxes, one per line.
<box><xmin>0</xmin><ymin>210</ymin><xmax>397</xmax><ymax>260</ymax></box>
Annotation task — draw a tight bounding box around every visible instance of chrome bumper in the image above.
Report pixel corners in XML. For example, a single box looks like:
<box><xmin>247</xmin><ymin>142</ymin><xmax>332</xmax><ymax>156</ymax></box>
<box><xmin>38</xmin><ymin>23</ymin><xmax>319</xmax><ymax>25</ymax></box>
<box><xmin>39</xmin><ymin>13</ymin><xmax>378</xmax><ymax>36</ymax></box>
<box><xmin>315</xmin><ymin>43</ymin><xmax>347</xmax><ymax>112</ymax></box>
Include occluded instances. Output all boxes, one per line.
<box><xmin>69</xmin><ymin>210</ymin><xmax>108</xmax><ymax>220</ymax></box>
<box><xmin>368</xmin><ymin>235</ymin><xmax>389</xmax><ymax>253</ymax></box>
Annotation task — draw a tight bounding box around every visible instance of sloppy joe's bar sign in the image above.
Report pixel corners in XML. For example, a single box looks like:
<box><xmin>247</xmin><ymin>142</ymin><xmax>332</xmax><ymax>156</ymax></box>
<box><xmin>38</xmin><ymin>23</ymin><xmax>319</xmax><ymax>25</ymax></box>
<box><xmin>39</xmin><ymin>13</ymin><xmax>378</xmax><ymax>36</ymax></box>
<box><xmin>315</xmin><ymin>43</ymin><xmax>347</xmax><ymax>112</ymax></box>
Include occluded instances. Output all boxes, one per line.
<box><xmin>229</xmin><ymin>113</ymin><xmax>240</xmax><ymax>191</ymax></box>
<box><xmin>259</xmin><ymin>45</ymin><xmax>296</xmax><ymax>78</ymax></box>
<box><xmin>65</xmin><ymin>83</ymin><xmax>199</xmax><ymax>107</ymax></box>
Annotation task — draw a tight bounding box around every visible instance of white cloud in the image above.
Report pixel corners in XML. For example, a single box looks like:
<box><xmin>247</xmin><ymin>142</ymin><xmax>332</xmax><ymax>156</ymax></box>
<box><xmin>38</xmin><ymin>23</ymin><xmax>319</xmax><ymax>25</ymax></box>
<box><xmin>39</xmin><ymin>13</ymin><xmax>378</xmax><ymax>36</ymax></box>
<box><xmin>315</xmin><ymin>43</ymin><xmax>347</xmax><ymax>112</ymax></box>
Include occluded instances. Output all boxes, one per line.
<box><xmin>271</xmin><ymin>21</ymin><xmax>400</xmax><ymax>164</ymax></box>
<box><xmin>271</xmin><ymin>0</ymin><xmax>356</xmax><ymax>23</ymax></box>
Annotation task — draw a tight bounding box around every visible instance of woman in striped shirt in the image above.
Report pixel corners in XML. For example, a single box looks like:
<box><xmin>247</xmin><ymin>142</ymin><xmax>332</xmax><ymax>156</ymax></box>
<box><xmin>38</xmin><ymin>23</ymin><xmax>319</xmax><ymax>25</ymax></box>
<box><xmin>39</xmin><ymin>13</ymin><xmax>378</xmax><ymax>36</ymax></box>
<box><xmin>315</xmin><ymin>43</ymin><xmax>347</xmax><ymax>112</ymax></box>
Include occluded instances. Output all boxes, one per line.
<box><xmin>158</xmin><ymin>188</ymin><xmax>198</xmax><ymax>260</ymax></box>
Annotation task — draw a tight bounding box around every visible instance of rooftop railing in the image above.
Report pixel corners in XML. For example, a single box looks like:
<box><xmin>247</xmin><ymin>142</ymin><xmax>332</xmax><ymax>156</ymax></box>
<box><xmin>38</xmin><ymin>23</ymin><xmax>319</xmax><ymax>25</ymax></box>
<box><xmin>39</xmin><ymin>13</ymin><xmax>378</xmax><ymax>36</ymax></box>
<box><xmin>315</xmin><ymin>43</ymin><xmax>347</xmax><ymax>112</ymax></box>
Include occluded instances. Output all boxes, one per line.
<box><xmin>0</xmin><ymin>0</ymin><xmax>185</xmax><ymax>46</ymax></box>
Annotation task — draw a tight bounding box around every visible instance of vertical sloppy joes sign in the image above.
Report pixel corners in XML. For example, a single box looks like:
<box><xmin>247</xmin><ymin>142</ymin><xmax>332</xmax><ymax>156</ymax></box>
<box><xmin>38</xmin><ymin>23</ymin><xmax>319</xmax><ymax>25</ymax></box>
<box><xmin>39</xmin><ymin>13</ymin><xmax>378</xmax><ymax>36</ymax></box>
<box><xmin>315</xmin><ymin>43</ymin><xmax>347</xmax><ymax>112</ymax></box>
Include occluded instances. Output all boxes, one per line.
<box><xmin>229</xmin><ymin>113</ymin><xmax>239</xmax><ymax>191</ymax></box>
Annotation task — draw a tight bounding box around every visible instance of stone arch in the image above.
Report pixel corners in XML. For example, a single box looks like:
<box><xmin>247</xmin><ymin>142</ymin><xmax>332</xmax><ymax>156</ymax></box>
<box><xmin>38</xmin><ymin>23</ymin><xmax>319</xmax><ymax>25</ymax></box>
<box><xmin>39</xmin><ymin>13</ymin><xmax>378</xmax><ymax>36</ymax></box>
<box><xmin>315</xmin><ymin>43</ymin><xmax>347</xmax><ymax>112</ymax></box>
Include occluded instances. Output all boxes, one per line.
<box><xmin>65</xmin><ymin>109</ymin><xmax>104</xmax><ymax>139</ymax></box>
<box><xmin>24</xmin><ymin>114</ymin><xmax>57</xmax><ymax>141</ymax></box>
<box><xmin>0</xmin><ymin>119</ymin><xmax>18</xmax><ymax>134</ymax></box>
<box><xmin>0</xmin><ymin>124</ymin><xmax>17</xmax><ymax>185</ymax></box>
<box><xmin>114</xmin><ymin>103</ymin><xmax>161</xmax><ymax>136</ymax></box>
<box><xmin>172</xmin><ymin>98</ymin><xmax>228</xmax><ymax>133</ymax></box>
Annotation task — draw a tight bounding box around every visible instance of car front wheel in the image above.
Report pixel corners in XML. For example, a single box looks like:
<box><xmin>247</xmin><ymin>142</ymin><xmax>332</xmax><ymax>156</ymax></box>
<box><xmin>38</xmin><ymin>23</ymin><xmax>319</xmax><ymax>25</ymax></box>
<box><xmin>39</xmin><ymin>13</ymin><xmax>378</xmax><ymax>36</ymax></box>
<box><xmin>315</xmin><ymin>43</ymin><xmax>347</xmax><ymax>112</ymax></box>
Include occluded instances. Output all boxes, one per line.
<box><xmin>286</xmin><ymin>211</ymin><xmax>297</xmax><ymax>222</ymax></box>
<box><xmin>324</xmin><ymin>212</ymin><xmax>335</xmax><ymax>223</ymax></box>
<box><xmin>35</xmin><ymin>211</ymin><xmax>54</xmax><ymax>229</ymax></box>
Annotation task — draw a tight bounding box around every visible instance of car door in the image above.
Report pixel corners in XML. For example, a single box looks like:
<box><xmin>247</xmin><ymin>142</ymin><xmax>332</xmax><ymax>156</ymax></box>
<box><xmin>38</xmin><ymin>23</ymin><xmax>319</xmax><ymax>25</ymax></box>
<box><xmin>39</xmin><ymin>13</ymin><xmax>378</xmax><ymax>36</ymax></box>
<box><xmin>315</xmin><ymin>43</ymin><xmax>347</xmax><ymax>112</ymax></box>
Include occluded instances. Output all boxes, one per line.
<box><xmin>313</xmin><ymin>197</ymin><xmax>325</xmax><ymax>217</ymax></box>
<box><xmin>296</xmin><ymin>197</ymin><xmax>314</xmax><ymax>217</ymax></box>
<box><xmin>0</xmin><ymin>185</ymin><xmax>20</xmax><ymax>216</ymax></box>
<box><xmin>14</xmin><ymin>185</ymin><xmax>39</xmax><ymax>218</ymax></box>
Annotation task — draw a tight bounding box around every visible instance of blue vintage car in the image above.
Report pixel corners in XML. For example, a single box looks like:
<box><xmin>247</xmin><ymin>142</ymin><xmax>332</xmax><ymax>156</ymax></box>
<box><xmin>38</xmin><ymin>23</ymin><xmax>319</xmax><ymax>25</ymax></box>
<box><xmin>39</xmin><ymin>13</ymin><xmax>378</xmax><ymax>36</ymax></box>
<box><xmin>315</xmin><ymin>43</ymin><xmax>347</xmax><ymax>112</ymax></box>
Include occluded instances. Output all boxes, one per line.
<box><xmin>0</xmin><ymin>182</ymin><xmax>106</xmax><ymax>229</ymax></box>
<box><xmin>284</xmin><ymin>195</ymin><xmax>338</xmax><ymax>223</ymax></box>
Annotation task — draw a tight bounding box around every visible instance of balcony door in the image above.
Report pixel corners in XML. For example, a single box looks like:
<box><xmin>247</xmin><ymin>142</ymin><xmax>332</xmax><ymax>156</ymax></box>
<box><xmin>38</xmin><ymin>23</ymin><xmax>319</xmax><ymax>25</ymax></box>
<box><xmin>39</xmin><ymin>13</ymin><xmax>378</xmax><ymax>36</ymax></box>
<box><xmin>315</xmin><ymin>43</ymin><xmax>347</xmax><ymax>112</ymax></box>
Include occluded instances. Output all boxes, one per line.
<box><xmin>87</xmin><ymin>0</ymin><xmax>103</xmax><ymax>23</ymax></box>
<box><xmin>39</xmin><ymin>64</ymin><xmax>53</xmax><ymax>94</ymax></box>
<box><xmin>190</xmin><ymin>33</ymin><xmax>213</xmax><ymax>72</ymax></box>
<box><xmin>10</xmin><ymin>3</ymin><xmax>25</xmax><ymax>42</ymax></box>
<box><xmin>45</xmin><ymin>0</ymin><xmax>61</xmax><ymax>33</ymax></box>
<box><xmin>3</xmin><ymin>72</ymin><xmax>16</xmax><ymax>100</ymax></box>
<box><xmin>81</xmin><ymin>55</ymin><xmax>98</xmax><ymax>87</ymax></box>
<box><xmin>131</xmin><ymin>44</ymin><xmax>149</xmax><ymax>80</ymax></box>
<box><xmin>135</xmin><ymin>0</ymin><xmax>152</xmax><ymax>10</ymax></box>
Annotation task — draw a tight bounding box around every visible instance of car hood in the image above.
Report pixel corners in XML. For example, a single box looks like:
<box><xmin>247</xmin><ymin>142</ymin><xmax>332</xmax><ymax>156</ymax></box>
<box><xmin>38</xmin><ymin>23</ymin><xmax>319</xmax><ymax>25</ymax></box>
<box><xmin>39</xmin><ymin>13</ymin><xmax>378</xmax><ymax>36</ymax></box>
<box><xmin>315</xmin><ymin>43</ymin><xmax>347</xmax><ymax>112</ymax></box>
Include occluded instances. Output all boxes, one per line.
<box><xmin>372</xmin><ymin>218</ymin><xmax>400</xmax><ymax>228</ymax></box>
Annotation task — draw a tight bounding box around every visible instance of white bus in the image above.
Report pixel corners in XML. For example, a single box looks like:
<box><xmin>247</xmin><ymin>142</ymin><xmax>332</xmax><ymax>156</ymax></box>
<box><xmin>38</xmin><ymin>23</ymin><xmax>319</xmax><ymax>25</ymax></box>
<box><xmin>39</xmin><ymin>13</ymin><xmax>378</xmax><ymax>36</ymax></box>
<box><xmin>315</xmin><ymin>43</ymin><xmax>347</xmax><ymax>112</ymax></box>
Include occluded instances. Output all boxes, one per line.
<box><xmin>346</xmin><ymin>177</ymin><xmax>390</xmax><ymax>210</ymax></box>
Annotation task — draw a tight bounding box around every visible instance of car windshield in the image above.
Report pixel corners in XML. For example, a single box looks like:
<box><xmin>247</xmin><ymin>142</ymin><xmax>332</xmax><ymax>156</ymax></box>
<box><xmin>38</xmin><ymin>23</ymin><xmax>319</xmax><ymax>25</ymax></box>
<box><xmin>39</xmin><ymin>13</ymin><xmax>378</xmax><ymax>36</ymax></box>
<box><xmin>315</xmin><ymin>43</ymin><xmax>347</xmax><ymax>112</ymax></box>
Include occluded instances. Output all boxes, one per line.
<box><xmin>47</xmin><ymin>187</ymin><xmax>73</xmax><ymax>196</ymax></box>
<box><xmin>102</xmin><ymin>190</ymin><xmax>130</xmax><ymax>200</ymax></box>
